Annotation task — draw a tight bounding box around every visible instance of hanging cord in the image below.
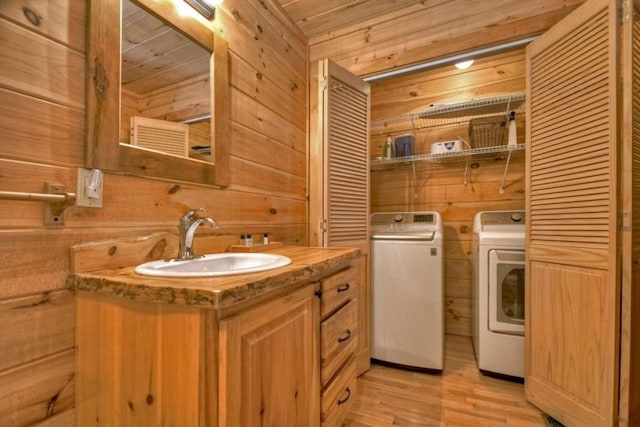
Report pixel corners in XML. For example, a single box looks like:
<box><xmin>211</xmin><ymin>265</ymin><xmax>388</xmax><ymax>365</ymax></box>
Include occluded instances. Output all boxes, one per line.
<box><xmin>499</xmin><ymin>149</ymin><xmax>513</xmax><ymax>194</ymax></box>
<box><xmin>457</xmin><ymin>136</ymin><xmax>473</xmax><ymax>186</ymax></box>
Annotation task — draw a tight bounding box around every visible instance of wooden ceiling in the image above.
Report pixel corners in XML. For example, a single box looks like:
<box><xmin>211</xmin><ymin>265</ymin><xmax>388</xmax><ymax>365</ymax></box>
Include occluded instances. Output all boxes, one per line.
<box><xmin>279</xmin><ymin>0</ymin><xmax>585</xmax><ymax>79</ymax></box>
<box><xmin>276</xmin><ymin>0</ymin><xmax>419</xmax><ymax>39</ymax></box>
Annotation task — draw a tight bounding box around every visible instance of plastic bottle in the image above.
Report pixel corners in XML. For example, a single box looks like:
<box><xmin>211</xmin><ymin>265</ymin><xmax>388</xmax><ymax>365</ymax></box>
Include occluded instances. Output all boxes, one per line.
<box><xmin>507</xmin><ymin>111</ymin><xmax>517</xmax><ymax>147</ymax></box>
<box><xmin>383</xmin><ymin>135</ymin><xmax>395</xmax><ymax>159</ymax></box>
<box><xmin>263</xmin><ymin>233</ymin><xmax>269</xmax><ymax>245</ymax></box>
<box><xmin>246</xmin><ymin>233</ymin><xmax>253</xmax><ymax>247</ymax></box>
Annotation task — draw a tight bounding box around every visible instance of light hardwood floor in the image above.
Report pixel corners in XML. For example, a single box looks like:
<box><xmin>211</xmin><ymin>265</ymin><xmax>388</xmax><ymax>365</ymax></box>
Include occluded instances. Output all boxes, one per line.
<box><xmin>344</xmin><ymin>335</ymin><xmax>545</xmax><ymax>426</ymax></box>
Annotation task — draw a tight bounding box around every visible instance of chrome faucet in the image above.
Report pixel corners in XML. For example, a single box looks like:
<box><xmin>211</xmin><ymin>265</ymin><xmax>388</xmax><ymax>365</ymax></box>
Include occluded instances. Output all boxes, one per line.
<box><xmin>177</xmin><ymin>208</ymin><xmax>220</xmax><ymax>260</ymax></box>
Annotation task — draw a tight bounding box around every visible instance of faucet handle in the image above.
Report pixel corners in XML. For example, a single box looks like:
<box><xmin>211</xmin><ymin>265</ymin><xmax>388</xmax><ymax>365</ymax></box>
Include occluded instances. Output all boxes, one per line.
<box><xmin>182</xmin><ymin>207</ymin><xmax>205</xmax><ymax>220</ymax></box>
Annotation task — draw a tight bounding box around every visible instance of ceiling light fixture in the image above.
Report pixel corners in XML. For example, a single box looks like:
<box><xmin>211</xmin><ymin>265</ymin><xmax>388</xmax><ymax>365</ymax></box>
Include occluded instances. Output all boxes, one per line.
<box><xmin>363</xmin><ymin>36</ymin><xmax>537</xmax><ymax>82</ymax></box>
<box><xmin>184</xmin><ymin>0</ymin><xmax>223</xmax><ymax>20</ymax></box>
<box><xmin>454</xmin><ymin>59</ymin><xmax>474</xmax><ymax>70</ymax></box>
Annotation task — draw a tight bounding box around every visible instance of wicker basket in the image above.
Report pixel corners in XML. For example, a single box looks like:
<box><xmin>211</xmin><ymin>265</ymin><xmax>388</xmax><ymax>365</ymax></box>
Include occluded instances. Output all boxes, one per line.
<box><xmin>468</xmin><ymin>115</ymin><xmax>507</xmax><ymax>148</ymax></box>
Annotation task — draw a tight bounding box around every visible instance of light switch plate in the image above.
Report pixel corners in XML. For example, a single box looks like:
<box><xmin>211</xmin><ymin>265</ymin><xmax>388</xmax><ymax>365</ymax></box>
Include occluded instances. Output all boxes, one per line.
<box><xmin>76</xmin><ymin>168</ymin><xmax>103</xmax><ymax>207</ymax></box>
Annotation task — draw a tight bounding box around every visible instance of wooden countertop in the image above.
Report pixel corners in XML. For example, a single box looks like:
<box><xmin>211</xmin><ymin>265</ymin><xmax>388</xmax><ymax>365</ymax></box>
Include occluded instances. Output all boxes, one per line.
<box><xmin>67</xmin><ymin>243</ymin><xmax>359</xmax><ymax>309</ymax></box>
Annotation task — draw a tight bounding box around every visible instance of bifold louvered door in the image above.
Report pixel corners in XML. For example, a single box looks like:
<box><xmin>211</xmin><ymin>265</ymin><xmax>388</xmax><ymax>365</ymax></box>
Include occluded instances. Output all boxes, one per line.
<box><xmin>315</xmin><ymin>60</ymin><xmax>370</xmax><ymax>248</ymax></box>
<box><xmin>525</xmin><ymin>0</ymin><xmax>628</xmax><ymax>425</ymax></box>
<box><xmin>310</xmin><ymin>59</ymin><xmax>371</xmax><ymax>374</ymax></box>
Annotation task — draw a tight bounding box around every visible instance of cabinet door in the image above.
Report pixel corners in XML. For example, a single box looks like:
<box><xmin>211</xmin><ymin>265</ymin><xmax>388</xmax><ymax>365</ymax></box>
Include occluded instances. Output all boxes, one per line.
<box><xmin>525</xmin><ymin>0</ymin><xmax>627</xmax><ymax>425</ymax></box>
<box><xmin>218</xmin><ymin>285</ymin><xmax>320</xmax><ymax>427</ymax></box>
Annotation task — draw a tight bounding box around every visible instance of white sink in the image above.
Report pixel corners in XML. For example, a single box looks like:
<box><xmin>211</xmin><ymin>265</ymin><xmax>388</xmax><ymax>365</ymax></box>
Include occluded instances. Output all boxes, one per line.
<box><xmin>134</xmin><ymin>253</ymin><xmax>292</xmax><ymax>277</ymax></box>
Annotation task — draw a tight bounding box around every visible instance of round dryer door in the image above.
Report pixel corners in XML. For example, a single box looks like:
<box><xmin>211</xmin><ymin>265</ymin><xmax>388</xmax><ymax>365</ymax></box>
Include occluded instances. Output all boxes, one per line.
<box><xmin>488</xmin><ymin>249</ymin><xmax>525</xmax><ymax>335</ymax></box>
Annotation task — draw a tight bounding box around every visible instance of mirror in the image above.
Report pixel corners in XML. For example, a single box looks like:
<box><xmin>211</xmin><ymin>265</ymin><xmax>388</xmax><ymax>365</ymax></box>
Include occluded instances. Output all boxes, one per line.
<box><xmin>122</xmin><ymin>0</ymin><xmax>211</xmax><ymax>159</ymax></box>
<box><xmin>86</xmin><ymin>0</ymin><xmax>229</xmax><ymax>187</ymax></box>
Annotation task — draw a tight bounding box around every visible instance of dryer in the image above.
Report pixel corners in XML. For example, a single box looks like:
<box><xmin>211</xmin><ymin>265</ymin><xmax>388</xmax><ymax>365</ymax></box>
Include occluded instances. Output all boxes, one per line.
<box><xmin>472</xmin><ymin>210</ymin><xmax>525</xmax><ymax>379</ymax></box>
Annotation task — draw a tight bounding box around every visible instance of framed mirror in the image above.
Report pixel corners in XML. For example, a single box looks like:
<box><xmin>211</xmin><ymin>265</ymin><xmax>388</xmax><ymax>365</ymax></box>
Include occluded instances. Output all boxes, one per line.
<box><xmin>86</xmin><ymin>0</ymin><xmax>229</xmax><ymax>187</ymax></box>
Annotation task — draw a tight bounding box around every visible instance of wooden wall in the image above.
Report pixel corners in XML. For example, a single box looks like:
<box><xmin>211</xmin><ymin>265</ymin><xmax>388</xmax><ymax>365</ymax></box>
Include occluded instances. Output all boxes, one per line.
<box><xmin>369</xmin><ymin>49</ymin><xmax>527</xmax><ymax>336</ymax></box>
<box><xmin>0</xmin><ymin>0</ymin><xmax>307</xmax><ymax>425</ymax></box>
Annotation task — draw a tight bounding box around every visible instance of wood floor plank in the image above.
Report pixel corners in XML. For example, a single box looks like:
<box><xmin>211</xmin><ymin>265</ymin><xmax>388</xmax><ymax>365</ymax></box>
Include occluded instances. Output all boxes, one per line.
<box><xmin>344</xmin><ymin>335</ymin><xmax>544</xmax><ymax>426</ymax></box>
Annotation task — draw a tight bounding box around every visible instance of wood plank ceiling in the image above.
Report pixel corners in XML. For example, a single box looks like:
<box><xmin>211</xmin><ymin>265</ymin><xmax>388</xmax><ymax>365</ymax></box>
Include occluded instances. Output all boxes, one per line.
<box><xmin>277</xmin><ymin>0</ymin><xmax>586</xmax><ymax>78</ymax></box>
<box><xmin>276</xmin><ymin>0</ymin><xmax>419</xmax><ymax>38</ymax></box>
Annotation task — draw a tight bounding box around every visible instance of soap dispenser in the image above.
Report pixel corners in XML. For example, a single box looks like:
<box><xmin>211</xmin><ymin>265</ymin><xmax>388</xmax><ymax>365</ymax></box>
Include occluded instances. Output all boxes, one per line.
<box><xmin>383</xmin><ymin>135</ymin><xmax>395</xmax><ymax>159</ymax></box>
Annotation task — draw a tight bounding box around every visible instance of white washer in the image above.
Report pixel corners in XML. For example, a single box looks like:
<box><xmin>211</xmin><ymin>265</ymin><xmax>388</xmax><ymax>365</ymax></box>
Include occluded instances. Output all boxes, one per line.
<box><xmin>370</xmin><ymin>211</ymin><xmax>444</xmax><ymax>372</ymax></box>
<box><xmin>472</xmin><ymin>210</ymin><xmax>525</xmax><ymax>379</ymax></box>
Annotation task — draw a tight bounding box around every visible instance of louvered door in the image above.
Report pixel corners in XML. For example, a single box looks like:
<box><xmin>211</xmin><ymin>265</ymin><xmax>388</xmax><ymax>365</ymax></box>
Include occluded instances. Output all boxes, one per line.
<box><xmin>315</xmin><ymin>60</ymin><xmax>370</xmax><ymax>248</ymax></box>
<box><xmin>310</xmin><ymin>59</ymin><xmax>371</xmax><ymax>373</ymax></box>
<box><xmin>525</xmin><ymin>0</ymin><xmax>623</xmax><ymax>425</ymax></box>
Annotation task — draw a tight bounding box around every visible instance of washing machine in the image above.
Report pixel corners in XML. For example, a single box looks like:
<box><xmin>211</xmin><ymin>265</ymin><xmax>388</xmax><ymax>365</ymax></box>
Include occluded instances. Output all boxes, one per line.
<box><xmin>370</xmin><ymin>211</ymin><xmax>444</xmax><ymax>372</ymax></box>
<box><xmin>472</xmin><ymin>210</ymin><xmax>525</xmax><ymax>379</ymax></box>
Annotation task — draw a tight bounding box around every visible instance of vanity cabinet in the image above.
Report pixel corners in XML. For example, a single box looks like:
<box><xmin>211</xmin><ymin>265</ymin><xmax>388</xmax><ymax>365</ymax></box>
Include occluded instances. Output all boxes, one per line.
<box><xmin>71</xmin><ymin>242</ymin><xmax>361</xmax><ymax>427</ymax></box>
<box><xmin>318</xmin><ymin>265</ymin><xmax>359</xmax><ymax>426</ymax></box>
<box><xmin>76</xmin><ymin>284</ymin><xmax>320</xmax><ymax>427</ymax></box>
<box><xmin>218</xmin><ymin>285</ymin><xmax>320</xmax><ymax>426</ymax></box>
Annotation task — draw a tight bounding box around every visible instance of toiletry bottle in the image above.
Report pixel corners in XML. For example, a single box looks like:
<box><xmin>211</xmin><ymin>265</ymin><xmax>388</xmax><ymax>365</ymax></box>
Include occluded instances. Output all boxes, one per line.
<box><xmin>383</xmin><ymin>135</ymin><xmax>395</xmax><ymax>159</ymax></box>
<box><xmin>507</xmin><ymin>111</ymin><xmax>517</xmax><ymax>147</ymax></box>
<box><xmin>240</xmin><ymin>234</ymin><xmax>246</xmax><ymax>245</ymax></box>
<box><xmin>263</xmin><ymin>233</ymin><xmax>269</xmax><ymax>245</ymax></box>
<box><xmin>246</xmin><ymin>233</ymin><xmax>253</xmax><ymax>247</ymax></box>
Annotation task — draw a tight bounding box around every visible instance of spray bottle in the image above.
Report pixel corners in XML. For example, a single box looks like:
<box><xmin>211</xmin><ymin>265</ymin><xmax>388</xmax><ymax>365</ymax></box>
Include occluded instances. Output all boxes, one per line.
<box><xmin>383</xmin><ymin>135</ymin><xmax>395</xmax><ymax>159</ymax></box>
<box><xmin>507</xmin><ymin>111</ymin><xmax>517</xmax><ymax>147</ymax></box>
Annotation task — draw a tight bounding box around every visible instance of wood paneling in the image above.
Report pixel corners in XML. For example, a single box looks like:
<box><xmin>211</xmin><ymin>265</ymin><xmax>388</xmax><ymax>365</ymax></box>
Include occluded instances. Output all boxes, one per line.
<box><xmin>0</xmin><ymin>19</ymin><xmax>85</xmax><ymax>110</ymax></box>
<box><xmin>0</xmin><ymin>0</ymin><xmax>308</xmax><ymax>423</ymax></box>
<box><xmin>0</xmin><ymin>350</ymin><xmax>75</xmax><ymax>427</ymax></box>
<box><xmin>0</xmin><ymin>89</ymin><xmax>84</xmax><ymax>167</ymax></box>
<box><xmin>304</xmin><ymin>0</ymin><xmax>584</xmax><ymax>78</ymax></box>
<box><xmin>0</xmin><ymin>0</ymin><xmax>86</xmax><ymax>51</ymax></box>
<box><xmin>370</xmin><ymin>50</ymin><xmax>527</xmax><ymax>336</ymax></box>
<box><xmin>0</xmin><ymin>291</ymin><xmax>74</xmax><ymax>372</ymax></box>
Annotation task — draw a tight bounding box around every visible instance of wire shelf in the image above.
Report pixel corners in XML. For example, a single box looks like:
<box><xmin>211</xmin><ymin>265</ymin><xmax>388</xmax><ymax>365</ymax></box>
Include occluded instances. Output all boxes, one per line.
<box><xmin>371</xmin><ymin>144</ymin><xmax>526</xmax><ymax>166</ymax></box>
<box><xmin>370</xmin><ymin>93</ymin><xmax>526</xmax><ymax>134</ymax></box>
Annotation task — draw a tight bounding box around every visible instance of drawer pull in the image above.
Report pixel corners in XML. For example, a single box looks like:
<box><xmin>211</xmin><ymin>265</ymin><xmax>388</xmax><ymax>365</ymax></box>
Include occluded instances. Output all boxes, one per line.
<box><xmin>337</xmin><ymin>283</ymin><xmax>350</xmax><ymax>293</ymax></box>
<box><xmin>338</xmin><ymin>329</ymin><xmax>351</xmax><ymax>343</ymax></box>
<box><xmin>337</xmin><ymin>387</ymin><xmax>351</xmax><ymax>405</ymax></box>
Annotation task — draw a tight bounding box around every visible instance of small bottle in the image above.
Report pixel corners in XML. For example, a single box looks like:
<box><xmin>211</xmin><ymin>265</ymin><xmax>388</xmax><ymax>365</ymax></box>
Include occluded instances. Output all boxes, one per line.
<box><xmin>246</xmin><ymin>233</ymin><xmax>253</xmax><ymax>247</ymax></box>
<box><xmin>383</xmin><ymin>135</ymin><xmax>395</xmax><ymax>159</ymax></box>
<box><xmin>507</xmin><ymin>111</ymin><xmax>517</xmax><ymax>147</ymax></box>
<box><xmin>263</xmin><ymin>233</ymin><xmax>269</xmax><ymax>245</ymax></box>
<box><xmin>240</xmin><ymin>234</ymin><xmax>246</xmax><ymax>245</ymax></box>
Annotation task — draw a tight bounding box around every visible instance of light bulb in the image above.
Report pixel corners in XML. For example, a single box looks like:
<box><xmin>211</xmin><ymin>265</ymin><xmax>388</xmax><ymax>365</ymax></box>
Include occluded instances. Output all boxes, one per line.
<box><xmin>454</xmin><ymin>60</ymin><xmax>474</xmax><ymax>70</ymax></box>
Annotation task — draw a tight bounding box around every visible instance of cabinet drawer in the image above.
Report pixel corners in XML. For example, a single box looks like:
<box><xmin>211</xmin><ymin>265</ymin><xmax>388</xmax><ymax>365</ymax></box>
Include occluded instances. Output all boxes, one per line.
<box><xmin>321</xmin><ymin>355</ymin><xmax>357</xmax><ymax>427</ymax></box>
<box><xmin>321</xmin><ymin>300</ymin><xmax>357</xmax><ymax>386</ymax></box>
<box><xmin>320</xmin><ymin>266</ymin><xmax>358</xmax><ymax>318</ymax></box>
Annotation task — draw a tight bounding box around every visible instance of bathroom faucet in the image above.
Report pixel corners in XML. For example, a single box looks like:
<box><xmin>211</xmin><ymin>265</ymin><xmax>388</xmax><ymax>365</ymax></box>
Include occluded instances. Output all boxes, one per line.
<box><xmin>177</xmin><ymin>208</ymin><xmax>220</xmax><ymax>260</ymax></box>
